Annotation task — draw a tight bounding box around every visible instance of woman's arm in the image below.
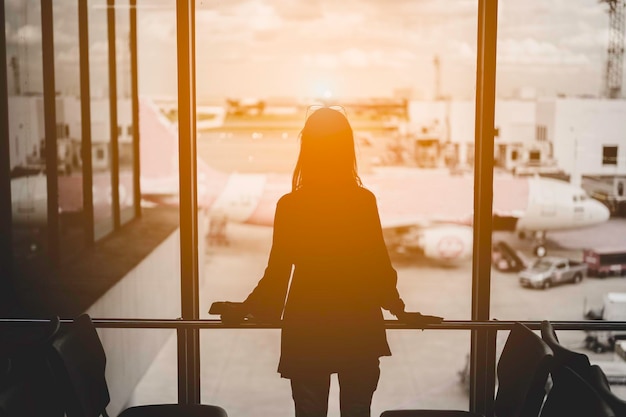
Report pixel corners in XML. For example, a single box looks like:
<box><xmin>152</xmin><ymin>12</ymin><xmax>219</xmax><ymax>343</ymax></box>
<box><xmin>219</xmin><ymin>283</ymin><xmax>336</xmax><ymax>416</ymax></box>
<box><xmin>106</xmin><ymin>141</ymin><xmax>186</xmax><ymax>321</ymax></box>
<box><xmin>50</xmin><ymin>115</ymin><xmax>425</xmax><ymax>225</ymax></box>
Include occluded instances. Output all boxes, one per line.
<box><xmin>242</xmin><ymin>197</ymin><xmax>293</xmax><ymax>321</ymax></box>
<box><xmin>367</xmin><ymin>192</ymin><xmax>405</xmax><ymax>316</ymax></box>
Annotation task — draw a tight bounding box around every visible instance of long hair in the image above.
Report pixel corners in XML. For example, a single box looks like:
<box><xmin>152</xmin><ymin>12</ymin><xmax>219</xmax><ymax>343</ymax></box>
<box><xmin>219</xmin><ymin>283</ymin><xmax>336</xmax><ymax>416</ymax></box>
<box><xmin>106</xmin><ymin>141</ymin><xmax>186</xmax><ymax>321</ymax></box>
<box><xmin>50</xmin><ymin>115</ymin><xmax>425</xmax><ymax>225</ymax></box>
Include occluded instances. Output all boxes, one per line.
<box><xmin>292</xmin><ymin>107</ymin><xmax>362</xmax><ymax>191</ymax></box>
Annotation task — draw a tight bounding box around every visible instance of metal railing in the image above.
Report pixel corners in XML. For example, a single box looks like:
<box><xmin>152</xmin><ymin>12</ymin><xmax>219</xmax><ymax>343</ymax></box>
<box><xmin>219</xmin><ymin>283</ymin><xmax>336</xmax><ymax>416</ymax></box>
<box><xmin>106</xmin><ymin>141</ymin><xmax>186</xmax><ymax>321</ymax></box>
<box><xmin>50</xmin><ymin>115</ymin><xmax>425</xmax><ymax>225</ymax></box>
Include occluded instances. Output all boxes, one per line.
<box><xmin>3</xmin><ymin>318</ymin><xmax>626</xmax><ymax>331</ymax></box>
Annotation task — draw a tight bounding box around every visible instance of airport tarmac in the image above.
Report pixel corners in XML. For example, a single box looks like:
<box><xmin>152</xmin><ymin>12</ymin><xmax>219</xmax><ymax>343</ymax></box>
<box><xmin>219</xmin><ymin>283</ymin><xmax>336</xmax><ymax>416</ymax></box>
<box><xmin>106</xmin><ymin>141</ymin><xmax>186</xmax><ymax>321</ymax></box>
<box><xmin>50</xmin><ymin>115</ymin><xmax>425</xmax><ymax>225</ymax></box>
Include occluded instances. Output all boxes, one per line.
<box><xmin>129</xmin><ymin>130</ymin><xmax>626</xmax><ymax>416</ymax></box>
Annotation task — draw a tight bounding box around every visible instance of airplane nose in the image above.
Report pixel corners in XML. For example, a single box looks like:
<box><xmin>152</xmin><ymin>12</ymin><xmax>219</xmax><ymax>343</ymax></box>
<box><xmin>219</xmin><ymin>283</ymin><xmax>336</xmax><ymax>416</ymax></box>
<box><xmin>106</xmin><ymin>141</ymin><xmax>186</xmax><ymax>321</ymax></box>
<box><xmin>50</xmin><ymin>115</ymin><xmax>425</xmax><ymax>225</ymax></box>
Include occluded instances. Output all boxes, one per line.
<box><xmin>591</xmin><ymin>200</ymin><xmax>611</xmax><ymax>223</ymax></box>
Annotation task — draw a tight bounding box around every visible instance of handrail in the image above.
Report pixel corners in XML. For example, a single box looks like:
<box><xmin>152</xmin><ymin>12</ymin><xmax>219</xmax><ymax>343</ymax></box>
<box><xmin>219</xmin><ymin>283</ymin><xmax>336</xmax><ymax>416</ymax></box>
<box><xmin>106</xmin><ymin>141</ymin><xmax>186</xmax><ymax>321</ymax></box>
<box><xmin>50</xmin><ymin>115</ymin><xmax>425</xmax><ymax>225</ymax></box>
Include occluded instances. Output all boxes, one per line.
<box><xmin>2</xmin><ymin>318</ymin><xmax>626</xmax><ymax>331</ymax></box>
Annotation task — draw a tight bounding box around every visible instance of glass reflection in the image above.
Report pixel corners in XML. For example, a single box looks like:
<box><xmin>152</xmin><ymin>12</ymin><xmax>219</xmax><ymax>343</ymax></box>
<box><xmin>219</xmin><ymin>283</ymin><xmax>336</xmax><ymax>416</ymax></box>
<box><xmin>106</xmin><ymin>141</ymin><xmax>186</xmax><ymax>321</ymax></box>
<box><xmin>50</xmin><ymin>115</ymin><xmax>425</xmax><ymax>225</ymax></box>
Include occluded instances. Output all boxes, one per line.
<box><xmin>116</xmin><ymin>0</ymin><xmax>135</xmax><ymax>225</ymax></box>
<box><xmin>89</xmin><ymin>0</ymin><xmax>114</xmax><ymax>240</ymax></box>
<box><xmin>52</xmin><ymin>0</ymin><xmax>86</xmax><ymax>264</ymax></box>
<box><xmin>6</xmin><ymin>0</ymin><xmax>47</xmax><ymax>263</ymax></box>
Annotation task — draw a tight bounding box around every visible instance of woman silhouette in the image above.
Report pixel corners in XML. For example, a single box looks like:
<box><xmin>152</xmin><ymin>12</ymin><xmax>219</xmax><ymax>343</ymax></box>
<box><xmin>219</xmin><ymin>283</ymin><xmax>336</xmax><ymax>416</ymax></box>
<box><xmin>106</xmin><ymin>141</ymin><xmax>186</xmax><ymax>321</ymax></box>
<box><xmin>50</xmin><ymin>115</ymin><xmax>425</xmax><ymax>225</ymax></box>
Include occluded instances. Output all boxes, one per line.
<box><xmin>238</xmin><ymin>107</ymin><xmax>407</xmax><ymax>417</ymax></box>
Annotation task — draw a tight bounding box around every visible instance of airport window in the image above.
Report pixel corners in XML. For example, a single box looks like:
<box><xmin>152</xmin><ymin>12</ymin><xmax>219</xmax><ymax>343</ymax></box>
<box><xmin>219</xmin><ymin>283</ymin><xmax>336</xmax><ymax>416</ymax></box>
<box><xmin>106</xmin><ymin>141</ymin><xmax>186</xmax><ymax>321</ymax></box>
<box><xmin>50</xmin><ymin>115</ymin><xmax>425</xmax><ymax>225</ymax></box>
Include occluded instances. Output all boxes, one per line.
<box><xmin>6</xmin><ymin>0</ymin><xmax>47</xmax><ymax>265</ymax></box>
<box><xmin>4</xmin><ymin>1</ymin><xmax>626</xmax><ymax>416</ymax></box>
<box><xmin>603</xmin><ymin>145</ymin><xmax>618</xmax><ymax>165</ymax></box>
<box><xmin>56</xmin><ymin>123</ymin><xmax>69</xmax><ymax>138</ymax></box>
<box><xmin>529</xmin><ymin>150</ymin><xmax>540</xmax><ymax>162</ymax></box>
<box><xmin>536</xmin><ymin>125</ymin><xmax>547</xmax><ymax>141</ymax></box>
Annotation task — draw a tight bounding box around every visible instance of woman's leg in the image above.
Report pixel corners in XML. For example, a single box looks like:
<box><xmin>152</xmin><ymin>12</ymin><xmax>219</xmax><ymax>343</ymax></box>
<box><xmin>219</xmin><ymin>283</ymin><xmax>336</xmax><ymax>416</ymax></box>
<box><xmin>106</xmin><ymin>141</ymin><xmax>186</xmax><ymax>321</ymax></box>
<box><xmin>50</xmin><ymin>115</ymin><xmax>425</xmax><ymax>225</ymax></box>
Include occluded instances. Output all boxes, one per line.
<box><xmin>337</xmin><ymin>358</ymin><xmax>380</xmax><ymax>417</ymax></box>
<box><xmin>290</xmin><ymin>372</ymin><xmax>332</xmax><ymax>417</ymax></box>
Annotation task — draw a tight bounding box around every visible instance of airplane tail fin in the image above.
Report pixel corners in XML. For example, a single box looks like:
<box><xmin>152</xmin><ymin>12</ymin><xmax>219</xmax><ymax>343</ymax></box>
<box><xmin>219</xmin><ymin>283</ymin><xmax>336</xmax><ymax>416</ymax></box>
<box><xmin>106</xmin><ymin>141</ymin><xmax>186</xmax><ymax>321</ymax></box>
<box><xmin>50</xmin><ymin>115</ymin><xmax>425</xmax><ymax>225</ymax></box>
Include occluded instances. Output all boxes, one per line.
<box><xmin>139</xmin><ymin>98</ymin><xmax>180</xmax><ymax>196</ymax></box>
<box><xmin>139</xmin><ymin>97</ymin><xmax>228</xmax><ymax>206</ymax></box>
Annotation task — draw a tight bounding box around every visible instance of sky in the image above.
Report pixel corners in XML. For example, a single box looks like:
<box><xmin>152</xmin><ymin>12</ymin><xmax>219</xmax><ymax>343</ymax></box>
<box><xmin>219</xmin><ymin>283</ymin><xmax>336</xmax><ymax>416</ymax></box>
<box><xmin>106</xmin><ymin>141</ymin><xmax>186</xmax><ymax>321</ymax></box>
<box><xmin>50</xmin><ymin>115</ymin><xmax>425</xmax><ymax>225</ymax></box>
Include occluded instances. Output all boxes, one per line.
<box><xmin>4</xmin><ymin>0</ymin><xmax>621</xmax><ymax>101</ymax></box>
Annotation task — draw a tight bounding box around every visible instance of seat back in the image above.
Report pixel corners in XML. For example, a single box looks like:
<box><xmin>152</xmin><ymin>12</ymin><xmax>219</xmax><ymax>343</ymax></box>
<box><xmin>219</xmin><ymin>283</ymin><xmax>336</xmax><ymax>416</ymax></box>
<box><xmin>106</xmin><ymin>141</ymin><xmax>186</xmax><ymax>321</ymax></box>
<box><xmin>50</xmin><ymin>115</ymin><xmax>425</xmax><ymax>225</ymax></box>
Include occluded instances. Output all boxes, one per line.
<box><xmin>47</xmin><ymin>314</ymin><xmax>110</xmax><ymax>417</ymax></box>
<box><xmin>540</xmin><ymin>320</ymin><xmax>592</xmax><ymax>381</ymax></box>
<box><xmin>539</xmin><ymin>366</ymin><xmax>614</xmax><ymax>417</ymax></box>
<box><xmin>494</xmin><ymin>323</ymin><xmax>553</xmax><ymax>417</ymax></box>
<box><xmin>0</xmin><ymin>317</ymin><xmax>63</xmax><ymax>417</ymax></box>
<box><xmin>587</xmin><ymin>365</ymin><xmax>626</xmax><ymax>416</ymax></box>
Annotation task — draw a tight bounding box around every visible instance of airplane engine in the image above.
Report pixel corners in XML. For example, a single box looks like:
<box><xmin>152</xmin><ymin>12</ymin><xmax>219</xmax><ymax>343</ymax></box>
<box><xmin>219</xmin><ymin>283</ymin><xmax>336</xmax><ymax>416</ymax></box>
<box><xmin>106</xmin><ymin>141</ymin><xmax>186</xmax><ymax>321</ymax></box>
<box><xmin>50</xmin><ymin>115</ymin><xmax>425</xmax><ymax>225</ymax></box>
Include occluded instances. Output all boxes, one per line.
<box><xmin>419</xmin><ymin>225</ymin><xmax>473</xmax><ymax>265</ymax></box>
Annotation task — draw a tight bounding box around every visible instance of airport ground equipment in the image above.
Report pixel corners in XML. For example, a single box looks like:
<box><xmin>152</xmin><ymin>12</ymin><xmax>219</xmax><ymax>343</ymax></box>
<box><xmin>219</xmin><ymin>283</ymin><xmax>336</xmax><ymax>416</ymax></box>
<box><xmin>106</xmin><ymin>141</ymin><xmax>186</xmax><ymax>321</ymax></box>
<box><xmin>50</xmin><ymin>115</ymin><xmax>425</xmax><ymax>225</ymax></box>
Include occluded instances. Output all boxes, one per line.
<box><xmin>47</xmin><ymin>314</ymin><xmax>229</xmax><ymax>417</ymax></box>
<box><xmin>584</xmin><ymin>292</ymin><xmax>626</xmax><ymax>352</ymax></box>
<box><xmin>518</xmin><ymin>256</ymin><xmax>587</xmax><ymax>289</ymax></box>
<box><xmin>584</xmin><ymin>247</ymin><xmax>626</xmax><ymax>278</ymax></box>
<box><xmin>491</xmin><ymin>241</ymin><xmax>529</xmax><ymax>272</ymax></box>
<box><xmin>380</xmin><ymin>322</ymin><xmax>553</xmax><ymax>417</ymax></box>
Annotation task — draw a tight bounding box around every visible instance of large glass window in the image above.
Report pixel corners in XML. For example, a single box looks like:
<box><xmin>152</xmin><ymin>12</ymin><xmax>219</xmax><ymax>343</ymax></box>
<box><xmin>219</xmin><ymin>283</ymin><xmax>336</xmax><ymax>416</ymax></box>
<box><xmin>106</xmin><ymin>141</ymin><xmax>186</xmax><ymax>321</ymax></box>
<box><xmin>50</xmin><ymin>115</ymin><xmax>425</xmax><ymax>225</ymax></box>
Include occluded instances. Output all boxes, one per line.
<box><xmin>52</xmin><ymin>0</ymin><xmax>87</xmax><ymax>264</ymax></box>
<box><xmin>7</xmin><ymin>0</ymin><xmax>626</xmax><ymax>413</ymax></box>
<box><xmin>95</xmin><ymin>328</ymin><xmax>178</xmax><ymax>416</ymax></box>
<box><xmin>90</xmin><ymin>0</ymin><xmax>114</xmax><ymax>240</ymax></box>
<box><xmin>115</xmin><ymin>0</ymin><xmax>135</xmax><ymax>225</ymax></box>
<box><xmin>493</xmin><ymin>0</ymin><xmax>626</xmax><ymax>399</ymax></box>
<box><xmin>6</xmin><ymin>0</ymin><xmax>47</xmax><ymax>264</ymax></box>
<box><xmin>125</xmin><ymin>0</ymin><xmax>485</xmax><ymax>411</ymax></box>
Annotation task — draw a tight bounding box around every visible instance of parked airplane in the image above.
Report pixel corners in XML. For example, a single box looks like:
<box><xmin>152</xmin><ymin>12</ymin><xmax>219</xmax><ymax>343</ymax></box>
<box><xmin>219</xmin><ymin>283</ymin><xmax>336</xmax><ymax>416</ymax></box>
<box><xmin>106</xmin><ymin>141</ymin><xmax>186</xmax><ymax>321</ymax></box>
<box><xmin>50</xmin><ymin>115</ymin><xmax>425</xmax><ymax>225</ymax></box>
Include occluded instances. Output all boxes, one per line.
<box><xmin>138</xmin><ymin>99</ymin><xmax>611</xmax><ymax>266</ymax></box>
<box><xmin>10</xmin><ymin>99</ymin><xmax>610</xmax><ymax>266</ymax></box>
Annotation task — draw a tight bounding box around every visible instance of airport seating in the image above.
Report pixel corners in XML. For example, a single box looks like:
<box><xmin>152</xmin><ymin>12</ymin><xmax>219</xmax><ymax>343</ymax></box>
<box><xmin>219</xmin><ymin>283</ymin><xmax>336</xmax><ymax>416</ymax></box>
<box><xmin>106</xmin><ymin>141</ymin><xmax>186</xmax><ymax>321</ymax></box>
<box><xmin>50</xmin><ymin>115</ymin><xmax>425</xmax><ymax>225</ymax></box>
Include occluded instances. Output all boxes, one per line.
<box><xmin>0</xmin><ymin>317</ymin><xmax>63</xmax><ymax>417</ymax></box>
<box><xmin>539</xmin><ymin>320</ymin><xmax>593</xmax><ymax>380</ymax></box>
<box><xmin>538</xmin><ymin>365</ymin><xmax>614</xmax><ymax>417</ymax></box>
<box><xmin>541</xmin><ymin>320</ymin><xmax>626</xmax><ymax>416</ymax></box>
<box><xmin>47</xmin><ymin>314</ymin><xmax>228</xmax><ymax>417</ymax></box>
<box><xmin>379</xmin><ymin>322</ymin><xmax>553</xmax><ymax>417</ymax></box>
<box><xmin>587</xmin><ymin>364</ymin><xmax>626</xmax><ymax>416</ymax></box>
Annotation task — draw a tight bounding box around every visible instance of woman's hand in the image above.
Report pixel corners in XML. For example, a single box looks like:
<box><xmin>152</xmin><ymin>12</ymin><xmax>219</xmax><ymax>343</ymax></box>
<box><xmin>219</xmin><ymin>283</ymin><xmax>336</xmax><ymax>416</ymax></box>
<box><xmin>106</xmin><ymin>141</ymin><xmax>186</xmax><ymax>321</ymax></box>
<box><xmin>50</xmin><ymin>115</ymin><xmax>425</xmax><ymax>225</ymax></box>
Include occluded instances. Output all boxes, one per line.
<box><xmin>396</xmin><ymin>311</ymin><xmax>444</xmax><ymax>326</ymax></box>
<box><xmin>209</xmin><ymin>301</ymin><xmax>248</xmax><ymax>324</ymax></box>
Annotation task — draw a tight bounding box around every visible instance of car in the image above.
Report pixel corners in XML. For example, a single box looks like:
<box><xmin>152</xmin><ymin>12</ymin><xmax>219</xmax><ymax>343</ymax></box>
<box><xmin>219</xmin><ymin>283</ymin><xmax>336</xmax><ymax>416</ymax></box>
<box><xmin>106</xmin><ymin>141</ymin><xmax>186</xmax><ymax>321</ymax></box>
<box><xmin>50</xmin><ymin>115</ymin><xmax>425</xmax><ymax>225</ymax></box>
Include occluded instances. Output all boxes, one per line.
<box><xmin>518</xmin><ymin>256</ymin><xmax>587</xmax><ymax>289</ymax></box>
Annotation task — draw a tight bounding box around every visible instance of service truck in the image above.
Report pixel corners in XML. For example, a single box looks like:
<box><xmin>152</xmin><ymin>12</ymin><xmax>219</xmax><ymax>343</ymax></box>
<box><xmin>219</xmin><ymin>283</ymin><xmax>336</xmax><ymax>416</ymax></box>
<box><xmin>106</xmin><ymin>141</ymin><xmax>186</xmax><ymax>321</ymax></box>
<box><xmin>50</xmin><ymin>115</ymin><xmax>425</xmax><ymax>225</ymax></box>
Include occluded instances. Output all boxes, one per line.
<box><xmin>518</xmin><ymin>256</ymin><xmax>587</xmax><ymax>289</ymax></box>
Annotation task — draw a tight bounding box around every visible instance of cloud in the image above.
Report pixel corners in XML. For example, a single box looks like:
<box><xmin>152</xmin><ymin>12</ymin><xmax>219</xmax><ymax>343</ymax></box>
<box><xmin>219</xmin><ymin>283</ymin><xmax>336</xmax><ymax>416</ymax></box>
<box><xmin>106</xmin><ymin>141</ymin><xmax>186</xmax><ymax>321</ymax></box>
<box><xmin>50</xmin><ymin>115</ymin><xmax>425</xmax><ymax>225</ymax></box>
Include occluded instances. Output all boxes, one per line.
<box><xmin>220</xmin><ymin>0</ymin><xmax>284</xmax><ymax>32</ymax></box>
<box><xmin>10</xmin><ymin>25</ymin><xmax>41</xmax><ymax>45</ymax></box>
<box><xmin>56</xmin><ymin>47</ymin><xmax>80</xmax><ymax>65</ymax></box>
<box><xmin>273</xmin><ymin>0</ymin><xmax>324</xmax><ymax>21</ymax></box>
<box><xmin>301</xmin><ymin>47</ymin><xmax>417</xmax><ymax>70</ymax></box>
<box><xmin>498</xmin><ymin>38</ymin><xmax>590</xmax><ymax>67</ymax></box>
<box><xmin>89</xmin><ymin>41</ymin><xmax>109</xmax><ymax>64</ymax></box>
<box><xmin>139</xmin><ymin>13</ymin><xmax>177</xmax><ymax>43</ymax></box>
<box><xmin>561</xmin><ymin>28</ymin><xmax>608</xmax><ymax>51</ymax></box>
<box><xmin>140</xmin><ymin>0</ymin><xmax>626</xmax><ymax>99</ymax></box>
<box><xmin>302</xmin><ymin>52</ymin><xmax>338</xmax><ymax>69</ymax></box>
<box><xmin>448</xmin><ymin>40</ymin><xmax>474</xmax><ymax>61</ymax></box>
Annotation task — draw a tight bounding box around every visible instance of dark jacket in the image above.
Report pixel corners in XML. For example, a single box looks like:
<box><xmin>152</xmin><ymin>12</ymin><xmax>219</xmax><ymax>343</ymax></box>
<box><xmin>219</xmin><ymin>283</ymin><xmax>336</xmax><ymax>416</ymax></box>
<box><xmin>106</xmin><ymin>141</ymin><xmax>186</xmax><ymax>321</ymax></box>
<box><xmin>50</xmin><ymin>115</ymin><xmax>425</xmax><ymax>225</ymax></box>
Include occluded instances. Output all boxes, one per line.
<box><xmin>243</xmin><ymin>185</ymin><xmax>405</xmax><ymax>378</ymax></box>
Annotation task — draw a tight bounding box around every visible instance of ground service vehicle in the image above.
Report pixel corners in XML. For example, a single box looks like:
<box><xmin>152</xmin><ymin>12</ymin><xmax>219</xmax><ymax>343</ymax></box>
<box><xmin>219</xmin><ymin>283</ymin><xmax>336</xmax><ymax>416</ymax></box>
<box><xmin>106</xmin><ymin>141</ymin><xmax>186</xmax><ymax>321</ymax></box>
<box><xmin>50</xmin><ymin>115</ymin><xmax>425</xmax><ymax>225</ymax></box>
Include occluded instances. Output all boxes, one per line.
<box><xmin>584</xmin><ymin>247</ymin><xmax>626</xmax><ymax>278</ymax></box>
<box><xmin>518</xmin><ymin>256</ymin><xmax>587</xmax><ymax>289</ymax></box>
<box><xmin>584</xmin><ymin>292</ymin><xmax>626</xmax><ymax>352</ymax></box>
